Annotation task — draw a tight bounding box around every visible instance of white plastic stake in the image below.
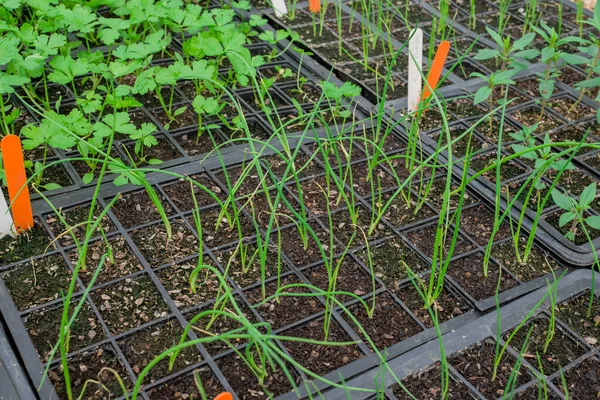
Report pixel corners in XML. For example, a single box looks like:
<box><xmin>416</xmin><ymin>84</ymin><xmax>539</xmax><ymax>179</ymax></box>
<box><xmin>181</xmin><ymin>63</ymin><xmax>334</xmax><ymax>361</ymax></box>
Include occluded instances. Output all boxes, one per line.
<box><xmin>273</xmin><ymin>0</ymin><xmax>288</xmax><ymax>17</ymax></box>
<box><xmin>0</xmin><ymin>188</ymin><xmax>15</xmax><ymax>238</ymax></box>
<box><xmin>407</xmin><ymin>28</ymin><xmax>423</xmax><ymax>114</ymax></box>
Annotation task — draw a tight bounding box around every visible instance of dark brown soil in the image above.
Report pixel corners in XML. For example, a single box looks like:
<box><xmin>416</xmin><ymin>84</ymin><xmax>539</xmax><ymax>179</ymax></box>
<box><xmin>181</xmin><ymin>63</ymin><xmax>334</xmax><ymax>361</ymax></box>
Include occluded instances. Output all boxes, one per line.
<box><xmin>450</xmin><ymin>341</ymin><xmax>532</xmax><ymax>398</ymax></box>
<box><xmin>175</xmin><ymin>130</ymin><xmax>227</xmax><ymax>157</ymax></box>
<box><xmin>282</xmin><ymin>317</ymin><xmax>364</xmax><ymax>375</ymax></box>
<box><xmin>511</xmin><ymin>384</ymin><xmax>562</xmax><ymax>399</ymax></box>
<box><xmin>296</xmin><ymin>25</ymin><xmax>338</xmax><ymax>45</ymax></box>
<box><xmin>245</xmin><ymin>274</ymin><xmax>323</xmax><ymax>330</ymax></box>
<box><xmin>431</xmin><ymin>124</ymin><xmax>490</xmax><ymax>158</ymax></box>
<box><xmin>67</xmin><ymin>235</ymin><xmax>143</xmax><ymax>285</ymax></box>
<box><xmin>190</xmin><ymin>207</ymin><xmax>255</xmax><ymax>249</ymax></box>
<box><xmin>447</xmin><ymin>253</ymin><xmax>518</xmax><ymax>301</ymax></box>
<box><xmin>302</xmin><ymin>257</ymin><xmax>377</xmax><ymax>303</ymax></box>
<box><xmin>30</xmin><ymin>161</ymin><xmax>74</xmax><ymax>190</ymax></box>
<box><xmin>278</xmin><ymin>219</ymin><xmax>337</xmax><ymax>267</ymax></box>
<box><xmin>360</xmin><ymin>127</ymin><xmax>407</xmax><ymax>155</ymax></box>
<box><xmin>123</xmin><ymin>136</ymin><xmax>183</xmax><ymax>166</ymax></box>
<box><xmin>214</xmin><ymin>242</ymin><xmax>287</xmax><ymax>289</ymax></box>
<box><xmin>505</xmin><ymin>316</ymin><xmax>587</xmax><ymax>375</ymax></box>
<box><xmin>548</xmin><ymin>96</ymin><xmax>595</xmax><ymax>122</ymax></box>
<box><xmin>556</xmin><ymin>291</ymin><xmax>600</xmax><ymax>349</ymax></box>
<box><xmin>151</xmin><ymin>106</ymin><xmax>198</xmax><ymax>131</ymax></box>
<box><xmin>450</xmin><ymin>59</ymin><xmax>490</xmax><ymax>81</ymax></box>
<box><xmin>24</xmin><ymin>300</ymin><xmax>104</xmax><ymax>362</ymax></box>
<box><xmin>280</xmin><ymin>83</ymin><xmax>323</xmax><ymax>105</ymax></box>
<box><xmin>509</xmin><ymin>106</ymin><xmax>566</xmax><ymax>133</ymax></box>
<box><xmin>131</xmin><ymin>219</ymin><xmax>199</xmax><ymax>268</ymax></box>
<box><xmin>557</xmin><ymin>356</ymin><xmax>600</xmax><ymax>399</ymax></box>
<box><xmin>413</xmin><ymin>177</ymin><xmax>476</xmax><ymax>211</ymax></box>
<box><xmin>316</xmin><ymin>42</ymin><xmax>361</xmax><ymax>65</ymax></box>
<box><xmin>469</xmin><ymin>152</ymin><xmax>528</xmax><ymax>183</ymax></box>
<box><xmin>399</xmin><ymin>279</ymin><xmax>472</xmax><ymax>328</ymax></box>
<box><xmin>346</xmin><ymin>162</ymin><xmax>399</xmax><ymax>196</ymax></box>
<box><xmin>392</xmin><ymin>363</ymin><xmax>476</xmax><ymax>399</ymax></box>
<box><xmin>416</xmin><ymin>105</ymin><xmax>453</xmax><ymax>132</ymax></box>
<box><xmin>46</xmin><ymin>203</ymin><xmax>116</xmax><ymax>247</ymax></box>
<box><xmin>238</xmin><ymin>89</ymin><xmax>290</xmax><ymax>110</ymax></box>
<box><xmin>91</xmin><ymin>275</ymin><xmax>169</xmax><ymax>335</ymax></box>
<box><xmin>548</xmin><ymin>123</ymin><xmax>599</xmax><ymax>156</ymax></box>
<box><xmin>215</xmin><ymin>163</ymin><xmax>274</xmax><ymax>198</ymax></box>
<box><xmin>262</xmin><ymin>150</ymin><xmax>323</xmax><ymax>181</ymax></box>
<box><xmin>406</xmin><ymin>224</ymin><xmax>476</xmax><ymax>261</ymax></box>
<box><xmin>459</xmin><ymin>204</ymin><xmax>511</xmax><ymax>246</ymax></box>
<box><xmin>344</xmin><ymin>292</ymin><xmax>422</xmax><ymax>351</ymax></box>
<box><xmin>365</xmin><ymin>74</ymin><xmax>408</xmax><ymax>101</ymax></box>
<box><xmin>111</xmin><ymin>190</ymin><xmax>175</xmax><ymax>229</ymax></box>
<box><xmin>146</xmin><ymin>367</ymin><xmax>224</xmax><ymax>399</ymax></box>
<box><xmin>323</xmin><ymin>206</ymin><xmax>392</xmax><ymax>248</ymax></box>
<box><xmin>339</xmin><ymin>60</ymin><xmax>388</xmax><ymax>81</ymax></box>
<box><xmin>355</xmin><ymin>236</ymin><xmax>429</xmax><ymax>291</ymax></box>
<box><xmin>1</xmin><ymin>255</ymin><xmax>75</xmax><ymax>311</ymax></box>
<box><xmin>475</xmin><ymin>117</ymin><xmax>518</xmax><ymax>143</ymax></box>
<box><xmin>515</xmin><ymin>77</ymin><xmax>543</xmax><ymax>99</ymax></box>
<box><xmin>0</xmin><ymin>222</ymin><xmax>52</xmax><ymax>264</ymax></box>
<box><xmin>237</xmin><ymin>189</ymin><xmax>300</xmax><ymax>229</ymax></box>
<box><xmin>309</xmin><ymin>140</ymin><xmax>366</xmax><ymax>169</ymax></box>
<box><xmin>491</xmin><ymin>238</ymin><xmax>561</xmax><ymax>282</ymax></box>
<box><xmin>447</xmin><ymin>98</ymin><xmax>488</xmax><ymax>119</ymax></box>
<box><xmin>546</xmin><ymin>169</ymin><xmax>600</xmax><ymax>197</ymax></box>
<box><xmin>288</xmin><ymin>174</ymin><xmax>348</xmax><ymax>216</ymax></box>
<box><xmin>161</xmin><ymin>174</ymin><xmax>225</xmax><ymax>212</ymax></box>
<box><xmin>157</xmin><ymin>256</ymin><xmax>226</xmax><ymax>309</ymax></box>
<box><xmin>118</xmin><ymin>319</ymin><xmax>201</xmax><ymax>384</ymax></box>
<box><xmin>49</xmin><ymin>344</ymin><xmax>132</xmax><ymax>399</ymax></box>
<box><xmin>186</xmin><ymin>297</ymin><xmax>258</xmax><ymax>356</ymax></box>
<box><xmin>216</xmin><ymin>349</ymin><xmax>299</xmax><ymax>399</ymax></box>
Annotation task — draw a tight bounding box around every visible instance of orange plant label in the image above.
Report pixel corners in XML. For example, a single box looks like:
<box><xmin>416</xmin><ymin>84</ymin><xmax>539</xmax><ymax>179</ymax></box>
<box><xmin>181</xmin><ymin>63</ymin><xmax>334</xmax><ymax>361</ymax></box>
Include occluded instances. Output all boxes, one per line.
<box><xmin>421</xmin><ymin>40</ymin><xmax>451</xmax><ymax>102</ymax></box>
<box><xmin>309</xmin><ymin>0</ymin><xmax>320</xmax><ymax>13</ymax></box>
<box><xmin>214</xmin><ymin>393</ymin><xmax>233</xmax><ymax>400</ymax></box>
<box><xmin>1</xmin><ymin>135</ymin><xmax>34</xmax><ymax>232</ymax></box>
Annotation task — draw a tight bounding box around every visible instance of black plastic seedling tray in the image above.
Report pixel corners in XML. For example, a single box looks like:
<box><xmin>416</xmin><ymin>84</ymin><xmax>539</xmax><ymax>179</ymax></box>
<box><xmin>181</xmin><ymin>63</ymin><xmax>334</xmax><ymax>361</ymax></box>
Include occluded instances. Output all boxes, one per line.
<box><xmin>3</xmin><ymin>0</ymin><xmax>600</xmax><ymax>398</ymax></box>
<box><xmin>255</xmin><ymin>0</ymin><xmax>467</xmax><ymax>104</ymax></box>
<box><xmin>14</xmin><ymin>8</ymin><xmax>377</xmax><ymax>204</ymax></box>
<box><xmin>383</xmin><ymin>68</ymin><xmax>600</xmax><ymax>268</ymax></box>
<box><xmin>0</xmin><ymin>113</ymin><xmax>579</xmax><ymax>399</ymax></box>
<box><xmin>303</xmin><ymin>268</ymin><xmax>600</xmax><ymax>400</ymax></box>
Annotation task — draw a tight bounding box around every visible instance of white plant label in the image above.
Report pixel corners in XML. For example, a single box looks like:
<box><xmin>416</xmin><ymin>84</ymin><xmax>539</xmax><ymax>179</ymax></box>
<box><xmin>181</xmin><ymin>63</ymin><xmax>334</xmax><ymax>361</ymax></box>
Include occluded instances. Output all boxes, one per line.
<box><xmin>407</xmin><ymin>28</ymin><xmax>423</xmax><ymax>114</ymax></box>
<box><xmin>0</xmin><ymin>188</ymin><xmax>15</xmax><ymax>238</ymax></box>
<box><xmin>273</xmin><ymin>0</ymin><xmax>288</xmax><ymax>17</ymax></box>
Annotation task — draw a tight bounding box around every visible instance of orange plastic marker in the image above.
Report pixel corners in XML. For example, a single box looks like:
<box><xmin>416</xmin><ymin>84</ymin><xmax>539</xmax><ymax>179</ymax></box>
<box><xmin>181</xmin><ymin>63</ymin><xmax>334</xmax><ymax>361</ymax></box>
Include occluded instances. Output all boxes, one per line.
<box><xmin>309</xmin><ymin>0</ymin><xmax>320</xmax><ymax>13</ymax></box>
<box><xmin>214</xmin><ymin>393</ymin><xmax>233</xmax><ymax>400</ymax></box>
<box><xmin>1</xmin><ymin>135</ymin><xmax>34</xmax><ymax>232</ymax></box>
<box><xmin>421</xmin><ymin>41</ymin><xmax>451</xmax><ymax>102</ymax></box>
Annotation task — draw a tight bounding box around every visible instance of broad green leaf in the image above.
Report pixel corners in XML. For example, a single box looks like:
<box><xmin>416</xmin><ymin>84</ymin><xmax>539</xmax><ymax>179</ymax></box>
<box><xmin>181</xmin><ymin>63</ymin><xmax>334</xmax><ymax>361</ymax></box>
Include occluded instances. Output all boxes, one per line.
<box><xmin>473</xmin><ymin>48</ymin><xmax>499</xmax><ymax>61</ymax></box>
<box><xmin>560</xmin><ymin>53</ymin><xmax>590</xmax><ymax>65</ymax></box>
<box><xmin>579</xmin><ymin>182</ymin><xmax>597</xmax><ymax>207</ymax></box>
<box><xmin>538</xmin><ymin>79</ymin><xmax>554</xmax><ymax>100</ymax></box>
<box><xmin>551</xmin><ymin>189</ymin><xmax>573</xmax><ymax>211</ymax></box>
<box><xmin>586</xmin><ymin>215</ymin><xmax>600</xmax><ymax>229</ymax></box>
<box><xmin>473</xmin><ymin>86</ymin><xmax>492</xmax><ymax>105</ymax></box>
<box><xmin>575</xmin><ymin>77</ymin><xmax>600</xmax><ymax>88</ymax></box>
<box><xmin>513</xmin><ymin>32</ymin><xmax>536</xmax><ymax>50</ymax></box>
<box><xmin>82</xmin><ymin>172</ymin><xmax>94</xmax><ymax>184</ymax></box>
<box><xmin>41</xmin><ymin>183</ymin><xmax>62</xmax><ymax>191</ymax></box>
<box><xmin>559</xmin><ymin>211</ymin><xmax>576</xmax><ymax>227</ymax></box>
